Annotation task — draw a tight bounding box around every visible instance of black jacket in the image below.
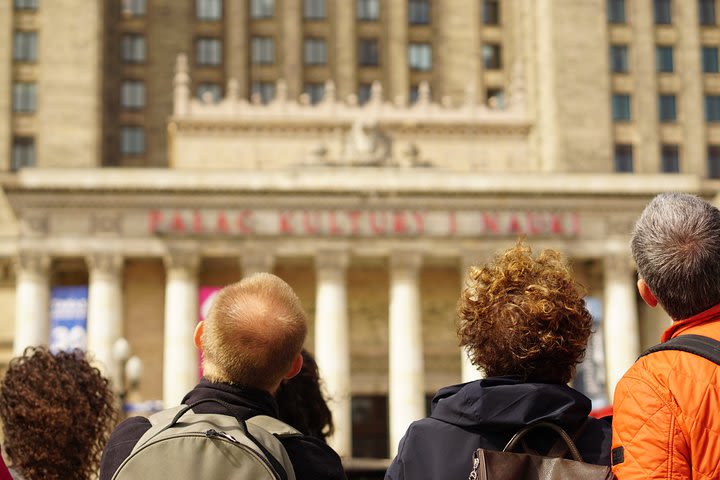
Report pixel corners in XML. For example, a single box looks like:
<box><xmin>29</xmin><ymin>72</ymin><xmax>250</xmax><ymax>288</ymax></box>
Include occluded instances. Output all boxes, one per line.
<box><xmin>99</xmin><ymin>378</ymin><xmax>347</xmax><ymax>480</ymax></box>
<box><xmin>385</xmin><ymin>376</ymin><xmax>612</xmax><ymax>480</ymax></box>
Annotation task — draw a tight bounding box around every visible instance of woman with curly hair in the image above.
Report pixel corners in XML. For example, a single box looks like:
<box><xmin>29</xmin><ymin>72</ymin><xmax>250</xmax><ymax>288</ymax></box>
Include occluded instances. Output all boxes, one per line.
<box><xmin>386</xmin><ymin>242</ymin><xmax>612</xmax><ymax>480</ymax></box>
<box><xmin>0</xmin><ymin>347</ymin><xmax>117</xmax><ymax>480</ymax></box>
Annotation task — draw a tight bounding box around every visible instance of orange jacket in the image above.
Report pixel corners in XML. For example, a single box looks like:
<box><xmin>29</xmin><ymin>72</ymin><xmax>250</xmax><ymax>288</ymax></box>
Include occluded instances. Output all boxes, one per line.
<box><xmin>612</xmin><ymin>303</ymin><xmax>720</xmax><ymax>480</ymax></box>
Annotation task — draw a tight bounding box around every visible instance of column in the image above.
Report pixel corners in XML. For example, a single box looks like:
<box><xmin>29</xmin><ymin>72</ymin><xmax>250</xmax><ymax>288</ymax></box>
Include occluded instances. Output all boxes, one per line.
<box><xmin>437</xmin><ymin>0</ymin><xmax>479</xmax><ymax>103</ymax></box>
<box><xmin>163</xmin><ymin>251</ymin><xmax>200</xmax><ymax>407</ymax></box>
<box><xmin>86</xmin><ymin>254</ymin><xmax>124</xmax><ymax>383</ymax></box>
<box><xmin>13</xmin><ymin>253</ymin><xmax>50</xmax><ymax>355</ymax></box>
<box><xmin>334</xmin><ymin>0</ymin><xmax>356</xmax><ymax>100</ymax></box>
<box><xmin>387</xmin><ymin>0</ymin><xmax>409</xmax><ymax>101</ymax></box>
<box><xmin>677</xmin><ymin>1</ymin><xmax>704</xmax><ymax>174</ymax></box>
<box><xmin>459</xmin><ymin>252</ymin><xmax>484</xmax><ymax>383</ymax></box>
<box><xmin>603</xmin><ymin>253</ymin><xmax>640</xmax><ymax>400</ymax></box>
<box><xmin>241</xmin><ymin>246</ymin><xmax>275</xmax><ymax>277</ymax></box>
<box><xmin>388</xmin><ymin>251</ymin><xmax>424</xmax><ymax>456</ymax></box>
<box><xmin>281</xmin><ymin>0</ymin><xmax>303</xmax><ymax>99</ymax></box>
<box><xmin>226</xmin><ymin>0</ymin><xmax>249</xmax><ymax>99</ymax></box>
<box><xmin>314</xmin><ymin>250</ymin><xmax>351</xmax><ymax>457</ymax></box>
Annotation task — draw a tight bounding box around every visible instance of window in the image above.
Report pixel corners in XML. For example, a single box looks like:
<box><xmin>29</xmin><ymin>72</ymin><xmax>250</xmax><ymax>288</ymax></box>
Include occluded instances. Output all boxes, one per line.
<box><xmin>661</xmin><ymin>144</ymin><xmax>680</xmax><ymax>173</ymax></box>
<box><xmin>196</xmin><ymin>38</ymin><xmax>222</xmax><ymax>65</ymax></box>
<box><xmin>408</xmin><ymin>43</ymin><xmax>432</xmax><ymax>71</ymax></box>
<box><xmin>14</xmin><ymin>0</ymin><xmax>38</xmax><ymax>10</ymax></box>
<box><xmin>614</xmin><ymin>144</ymin><xmax>633</xmax><ymax>172</ymax></box>
<box><xmin>358</xmin><ymin>84</ymin><xmax>372</xmax><ymax>104</ymax></box>
<box><xmin>304</xmin><ymin>83</ymin><xmax>325</xmax><ymax>104</ymax></box>
<box><xmin>409</xmin><ymin>85</ymin><xmax>430</xmax><ymax>103</ymax></box>
<box><xmin>610</xmin><ymin>45</ymin><xmax>628</xmax><ymax>73</ymax></box>
<box><xmin>251</xmin><ymin>82</ymin><xmax>275</xmax><ymax>103</ymax></box>
<box><xmin>196</xmin><ymin>0</ymin><xmax>222</xmax><ymax>20</ymax></box>
<box><xmin>409</xmin><ymin>0</ymin><xmax>430</xmax><ymax>25</ymax></box>
<box><xmin>483</xmin><ymin>0</ymin><xmax>500</xmax><ymax>24</ymax></box>
<box><xmin>121</xmin><ymin>81</ymin><xmax>145</xmax><ymax>109</ymax></box>
<box><xmin>12</xmin><ymin>83</ymin><xmax>36</xmax><ymax>112</ymax></box>
<box><xmin>654</xmin><ymin>0</ymin><xmax>672</xmax><ymax>24</ymax></box>
<box><xmin>352</xmin><ymin>395</ymin><xmax>389</xmax><ymax>459</ymax></box>
<box><xmin>656</xmin><ymin>46</ymin><xmax>674</xmax><ymax>72</ymax></box>
<box><xmin>659</xmin><ymin>94</ymin><xmax>676</xmax><ymax>121</ymax></box>
<box><xmin>608</xmin><ymin>0</ymin><xmax>625</xmax><ymax>23</ymax></box>
<box><xmin>250</xmin><ymin>0</ymin><xmax>274</xmax><ymax>18</ymax></box>
<box><xmin>487</xmin><ymin>88</ymin><xmax>505</xmax><ymax>109</ymax></box>
<box><xmin>482</xmin><ymin>44</ymin><xmax>502</xmax><ymax>70</ymax></box>
<box><xmin>357</xmin><ymin>0</ymin><xmax>379</xmax><ymax>21</ymax></box>
<box><xmin>120</xmin><ymin>127</ymin><xmax>145</xmax><ymax>155</ymax></box>
<box><xmin>122</xmin><ymin>0</ymin><xmax>146</xmax><ymax>16</ymax></box>
<box><xmin>700</xmin><ymin>0</ymin><xmax>716</xmax><ymax>25</ymax></box>
<box><xmin>709</xmin><ymin>145</ymin><xmax>720</xmax><ymax>178</ymax></box>
<box><xmin>358</xmin><ymin>38</ymin><xmax>379</xmax><ymax>66</ymax></box>
<box><xmin>703</xmin><ymin>46</ymin><xmax>719</xmax><ymax>73</ymax></box>
<box><xmin>13</xmin><ymin>31</ymin><xmax>37</xmax><ymax>62</ymax></box>
<box><xmin>706</xmin><ymin>95</ymin><xmax>720</xmax><ymax>121</ymax></box>
<box><xmin>122</xmin><ymin>35</ymin><xmax>145</xmax><ymax>63</ymax></box>
<box><xmin>612</xmin><ymin>94</ymin><xmax>631</xmax><ymax>121</ymax></box>
<box><xmin>304</xmin><ymin>0</ymin><xmax>325</xmax><ymax>20</ymax></box>
<box><xmin>197</xmin><ymin>83</ymin><xmax>222</xmax><ymax>102</ymax></box>
<box><xmin>251</xmin><ymin>36</ymin><xmax>274</xmax><ymax>64</ymax></box>
<box><xmin>304</xmin><ymin>38</ymin><xmax>327</xmax><ymax>65</ymax></box>
<box><xmin>11</xmin><ymin>137</ymin><xmax>35</xmax><ymax>170</ymax></box>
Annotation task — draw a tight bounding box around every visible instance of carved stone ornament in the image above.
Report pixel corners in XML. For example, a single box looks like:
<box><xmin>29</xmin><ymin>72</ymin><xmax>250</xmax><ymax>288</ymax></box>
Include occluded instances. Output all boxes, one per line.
<box><xmin>14</xmin><ymin>252</ymin><xmax>50</xmax><ymax>276</ymax></box>
<box><xmin>342</xmin><ymin>118</ymin><xmax>392</xmax><ymax>166</ymax></box>
<box><xmin>163</xmin><ymin>249</ymin><xmax>200</xmax><ymax>273</ymax></box>
<box><xmin>315</xmin><ymin>249</ymin><xmax>350</xmax><ymax>272</ymax></box>
<box><xmin>86</xmin><ymin>253</ymin><xmax>124</xmax><ymax>276</ymax></box>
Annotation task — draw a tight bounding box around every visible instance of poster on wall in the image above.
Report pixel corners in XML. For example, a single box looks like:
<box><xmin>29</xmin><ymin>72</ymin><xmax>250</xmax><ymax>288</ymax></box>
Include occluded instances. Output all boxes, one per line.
<box><xmin>49</xmin><ymin>286</ymin><xmax>88</xmax><ymax>353</ymax></box>
<box><xmin>198</xmin><ymin>287</ymin><xmax>221</xmax><ymax>377</ymax></box>
<box><xmin>573</xmin><ymin>297</ymin><xmax>609</xmax><ymax>410</ymax></box>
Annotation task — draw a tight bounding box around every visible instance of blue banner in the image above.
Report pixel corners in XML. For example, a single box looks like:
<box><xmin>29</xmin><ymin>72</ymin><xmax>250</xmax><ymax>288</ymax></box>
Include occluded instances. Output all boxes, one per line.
<box><xmin>49</xmin><ymin>286</ymin><xmax>88</xmax><ymax>352</ymax></box>
<box><xmin>573</xmin><ymin>297</ymin><xmax>609</xmax><ymax>410</ymax></box>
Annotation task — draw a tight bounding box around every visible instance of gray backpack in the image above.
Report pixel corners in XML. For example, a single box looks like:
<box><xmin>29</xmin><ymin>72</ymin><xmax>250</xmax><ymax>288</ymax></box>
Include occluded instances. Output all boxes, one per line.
<box><xmin>111</xmin><ymin>398</ymin><xmax>301</xmax><ymax>480</ymax></box>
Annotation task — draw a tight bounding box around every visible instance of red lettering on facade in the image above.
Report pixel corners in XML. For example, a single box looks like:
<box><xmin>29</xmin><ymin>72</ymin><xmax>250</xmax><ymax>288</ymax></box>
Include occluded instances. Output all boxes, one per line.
<box><xmin>216</xmin><ymin>212</ymin><xmax>230</xmax><ymax>233</ymax></box>
<box><xmin>171</xmin><ymin>212</ymin><xmax>186</xmax><ymax>232</ymax></box>
<box><xmin>348</xmin><ymin>211</ymin><xmax>362</xmax><ymax>235</ymax></box>
<box><xmin>526</xmin><ymin>213</ymin><xmax>543</xmax><ymax>235</ymax></box>
<box><xmin>328</xmin><ymin>212</ymin><xmax>342</xmax><ymax>235</ymax></box>
<box><xmin>279</xmin><ymin>212</ymin><xmax>293</xmax><ymax>234</ymax></box>
<box><xmin>550</xmin><ymin>214</ymin><xmax>564</xmax><ymax>234</ymax></box>
<box><xmin>192</xmin><ymin>210</ymin><xmax>203</xmax><ymax>233</ymax></box>
<box><xmin>482</xmin><ymin>213</ymin><xmax>499</xmax><ymax>233</ymax></box>
<box><xmin>369</xmin><ymin>212</ymin><xmax>387</xmax><ymax>234</ymax></box>
<box><xmin>149</xmin><ymin>210</ymin><xmax>163</xmax><ymax>232</ymax></box>
<box><xmin>508</xmin><ymin>214</ymin><xmax>523</xmax><ymax>234</ymax></box>
<box><xmin>236</xmin><ymin>210</ymin><xmax>253</xmax><ymax>234</ymax></box>
<box><xmin>303</xmin><ymin>211</ymin><xmax>321</xmax><ymax>234</ymax></box>
<box><xmin>447</xmin><ymin>212</ymin><xmax>457</xmax><ymax>235</ymax></box>
<box><xmin>393</xmin><ymin>212</ymin><xmax>407</xmax><ymax>234</ymax></box>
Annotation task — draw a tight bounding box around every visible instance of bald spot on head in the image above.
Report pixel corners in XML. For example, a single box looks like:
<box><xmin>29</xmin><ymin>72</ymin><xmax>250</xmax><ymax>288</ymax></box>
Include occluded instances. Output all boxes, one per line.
<box><xmin>201</xmin><ymin>273</ymin><xmax>307</xmax><ymax>392</ymax></box>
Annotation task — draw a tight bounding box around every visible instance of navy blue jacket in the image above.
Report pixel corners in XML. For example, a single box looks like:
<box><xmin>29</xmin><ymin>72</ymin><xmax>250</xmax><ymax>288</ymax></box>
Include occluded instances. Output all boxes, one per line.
<box><xmin>385</xmin><ymin>376</ymin><xmax>612</xmax><ymax>480</ymax></box>
<box><xmin>99</xmin><ymin>378</ymin><xmax>346</xmax><ymax>480</ymax></box>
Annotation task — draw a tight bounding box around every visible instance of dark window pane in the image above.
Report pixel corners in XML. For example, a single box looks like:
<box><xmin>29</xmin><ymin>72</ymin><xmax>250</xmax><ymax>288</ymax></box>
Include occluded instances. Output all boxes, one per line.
<box><xmin>351</xmin><ymin>395</ymin><xmax>388</xmax><ymax>459</ymax></box>
<box><xmin>408</xmin><ymin>43</ymin><xmax>432</xmax><ymax>71</ymax></box>
<box><xmin>122</xmin><ymin>0</ymin><xmax>146</xmax><ymax>16</ymax></box>
<box><xmin>304</xmin><ymin>0</ymin><xmax>325</xmax><ymax>19</ymax></box>
<box><xmin>251</xmin><ymin>36</ymin><xmax>275</xmax><ymax>64</ymax></box>
<box><xmin>610</xmin><ymin>45</ymin><xmax>628</xmax><ymax>73</ymax></box>
<box><xmin>654</xmin><ymin>0</ymin><xmax>672</xmax><ymax>24</ymax></box>
<box><xmin>656</xmin><ymin>45</ymin><xmax>674</xmax><ymax>72</ymax></box>
<box><xmin>658</xmin><ymin>94</ymin><xmax>676</xmax><ymax>122</ymax></box>
<box><xmin>122</xmin><ymin>35</ymin><xmax>146</xmax><ymax>63</ymax></box>
<box><xmin>250</xmin><ymin>0</ymin><xmax>274</xmax><ymax>18</ymax></box>
<box><xmin>700</xmin><ymin>0</ymin><xmax>716</xmax><ymax>25</ymax></box>
<box><xmin>483</xmin><ymin>0</ymin><xmax>499</xmax><ymax>24</ymax></box>
<box><xmin>661</xmin><ymin>144</ymin><xmax>680</xmax><ymax>173</ymax></box>
<box><xmin>304</xmin><ymin>38</ymin><xmax>327</xmax><ymax>65</ymax></box>
<box><xmin>357</xmin><ymin>0</ymin><xmax>379</xmax><ymax>20</ymax></box>
<box><xmin>705</xmin><ymin>95</ymin><xmax>720</xmax><ymax>121</ymax></box>
<box><xmin>120</xmin><ymin>127</ymin><xmax>145</xmax><ymax>155</ymax></box>
<box><xmin>14</xmin><ymin>0</ymin><xmax>39</xmax><ymax>10</ymax></box>
<box><xmin>196</xmin><ymin>38</ymin><xmax>222</xmax><ymax>65</ymax></box>
<box><xmin>608</xmin><ymin>0</ymin><xmax>625</xmax><ymax>23</ymax></box>
<box><xmin>197</xmin><ymin>83</ymin><xmax>222</xmax><ymax>103</ymax></box>
<box><xmin>358</xmin><ymin>38</ymin><xmax>379</xmax><ymax>66</ymax></box>
<box><xmin>612</xmin><ymin>94</ymin><xmax>631</xmax><ymax>121</ymax></box>
<box><xmin>11</xmin><ymin>137</ymin><xmax>35</xmax><ymax>170</ymax></box>
<box><xmin>304</xmin><ymin>83</ymin><xmax>325</xmax><ymax>104</ymax></box>
<box><xmin>13</xmin><ymin>31</ymin><xmax>37</xmax><ymax>62</ymax></box>
<box><xmin>121</xmin><ymin>80</ymin><xmax>145</xmax><ymax>109</ymax></box>
<box><xmin>12</xmin><ymin>82</ymin><xmax>36</xmax><ymax>112</ymax></box>
<box><xmin>703</xmin><ymin>46</ymin><xmax>719</xmax><ymax>73</ymax></box>
<box><xmin>409</xmin><ymin>0</ymin><xmax>430</xmax><ymax>25</ymax></box>
<box><xmin>196</xmin><ymin>0</ymin><xmax>222</xmax><ymax>20</ymax></box>
<box><xmin>358</xmin><ymin>84</ymin><xmax>372</xmax><ymax>104</ymax></box>
<box><xmin>614</xmin><ymin>144</ymin><xmax>633</xmax><ymax>172</ymax></box>
<box><xmin>482</xmin><ymin>44</ymin><xmax>502</xmax><ymax>69</ymax></box>
<box><xmin>709</xmin><ymin>145</ymin><xmax>720</xmax><ymax>178</ymax></box>
<box><xmin>251</xmin><ymin>82</ymin><xmax>276</xmax><ymax>103</ymax></box>
<box><xmin>487</xmin><ymin>88</ymin><xmax>505</xmax><ymax>109</ymax></box>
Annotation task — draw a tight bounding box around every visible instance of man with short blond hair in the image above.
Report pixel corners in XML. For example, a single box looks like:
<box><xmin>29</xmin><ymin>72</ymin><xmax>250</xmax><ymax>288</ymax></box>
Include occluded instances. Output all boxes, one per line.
<box><xmin>100</xmin><ymin>273</ymin><xmax>346</xmax><ymax>480</ymax></box>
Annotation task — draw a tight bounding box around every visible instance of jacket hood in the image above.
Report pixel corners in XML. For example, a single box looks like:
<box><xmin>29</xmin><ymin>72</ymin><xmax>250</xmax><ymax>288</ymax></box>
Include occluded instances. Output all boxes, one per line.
<box><xmin>430</xmin><ymin>376</ymin><xmax>592</xmax><ymax>432</ymax></box>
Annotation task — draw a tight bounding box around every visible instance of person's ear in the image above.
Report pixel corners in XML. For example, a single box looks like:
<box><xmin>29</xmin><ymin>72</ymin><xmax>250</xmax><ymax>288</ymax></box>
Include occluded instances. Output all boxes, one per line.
<box><xmin>637</xmin><ymin>279</ymin><xmax>658</xmax><ymax>307</ymax></box>
<box><xmin>283</xmin><ymin>353</ymin><xmax>304</xmax><ymax>380</ymax></box>
<box><xmin>194</xmin><ymin>321</ymin><xmax>205</xmax><ymax>351</ymax></box>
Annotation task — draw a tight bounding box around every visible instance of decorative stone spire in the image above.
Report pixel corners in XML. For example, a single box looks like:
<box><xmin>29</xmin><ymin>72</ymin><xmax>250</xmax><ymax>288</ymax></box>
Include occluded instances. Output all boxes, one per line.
<box><xmin>227</xmin><ymin>79</ymin><xmax>238</xmax><ymax>102</ymax></box>
<box><xmin>370</xmin><ymin>81</ymin><xmax>383</xmax><ymax>105</ymax></box>
<box><xmin>323</xmin><ymin>80</ymin><xmax>337</xmax><ymax>105</ymax></box>
<box><xmin>417</xmin><ymin>82</ymin><xmax>431</xmax><ymax>106</ymax></box>
<box><xmin>173</xmin><ymin>54</ymin><xmax>190</xmax><ymax>116</ymax></box>
<box><xmin>275</xmin><ymin>79</ymin><xmax>288</xmax><ymax>105</ymax></box>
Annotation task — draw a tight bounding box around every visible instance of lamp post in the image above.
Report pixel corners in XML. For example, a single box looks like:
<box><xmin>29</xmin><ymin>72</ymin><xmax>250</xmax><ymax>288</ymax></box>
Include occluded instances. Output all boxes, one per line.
<box><xmin>112</xmin><ymin>337</ymin><xmax>143</xmax><ymax>413</ymax></box>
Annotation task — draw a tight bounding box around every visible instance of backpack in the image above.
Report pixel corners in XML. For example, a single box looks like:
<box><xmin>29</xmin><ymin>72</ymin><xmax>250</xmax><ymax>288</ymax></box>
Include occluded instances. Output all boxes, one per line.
<box><xmin>467</xmin><ymin>422</ymin><xmax>613</xmax><ymax>480</ymax></box>
<box><xmin>639</xmin><ymin>334</ymin><xmax>720</xmax><ymax>365</ymax></box>
<box><xmin>111</xmin><ymin>398</ymin><xmax>301</xmax><ymax>480</ymax></box>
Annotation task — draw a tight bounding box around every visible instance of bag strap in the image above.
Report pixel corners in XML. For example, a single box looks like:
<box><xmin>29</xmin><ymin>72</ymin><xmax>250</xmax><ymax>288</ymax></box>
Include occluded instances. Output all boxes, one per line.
<box><xmin>546</xmin><ymin>417</ymin><xmax>592</xmax><ymax>458</ymax></box>
<box><xmin>503</xmin><ymin>422</ymin><xmax>583</xmax><ymax>462</ymax></box>
<box><xmin>639</xmin><ymin>334</ymin><xmax>720</xmax><ymax>365</ymax></box>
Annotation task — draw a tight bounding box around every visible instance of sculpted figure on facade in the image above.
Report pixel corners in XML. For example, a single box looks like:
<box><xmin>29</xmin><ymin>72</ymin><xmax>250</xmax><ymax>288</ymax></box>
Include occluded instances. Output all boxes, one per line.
<box><xmin>343</xmin><ymin>118</ymin><xmax>391</xmax><ymax>166</ymax></box>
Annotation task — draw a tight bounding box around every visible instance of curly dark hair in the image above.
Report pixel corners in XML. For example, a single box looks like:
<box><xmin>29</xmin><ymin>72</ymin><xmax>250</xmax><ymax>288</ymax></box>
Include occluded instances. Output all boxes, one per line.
<box><xmin>276</xmin><ymin>349</ymin><xmax>334</xmax><ymax>441</ymax></box>
<box><xmin>457</xmin><ymin>242</ymin><xmax>593</xmax><ymax>384</ymax></box>
<box><xmin>0</xmin><ymin>347</ymin><xmax>117</xmax><ymax>480</ymax></box>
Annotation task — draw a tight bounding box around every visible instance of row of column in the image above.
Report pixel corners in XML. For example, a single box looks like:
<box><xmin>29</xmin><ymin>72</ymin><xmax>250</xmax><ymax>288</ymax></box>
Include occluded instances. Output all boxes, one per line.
<box><xmin>12</xmin><ymin>249</ymin><xmax>640</xmax><ymax>457</ymax></box>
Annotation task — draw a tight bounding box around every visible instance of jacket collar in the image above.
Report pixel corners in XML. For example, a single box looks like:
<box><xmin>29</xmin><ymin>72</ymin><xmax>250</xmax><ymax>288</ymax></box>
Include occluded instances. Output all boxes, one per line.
<box><xmin>661</xmin><ymin>302</ymin><xmax>720</xmax><ymax>342</ymax></box>
<box><xmin>181</xmin><ymin>377</ymin><xmax>279</xmax><ymax>418</ymax></box>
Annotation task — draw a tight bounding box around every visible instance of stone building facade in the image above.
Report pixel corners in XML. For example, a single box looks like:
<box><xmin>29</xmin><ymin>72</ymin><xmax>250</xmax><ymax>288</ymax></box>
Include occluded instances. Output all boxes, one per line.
<box><xmin>2</xmin><ymin>0</ymin><xmax>720</xmax><ymax>462</ymax></box>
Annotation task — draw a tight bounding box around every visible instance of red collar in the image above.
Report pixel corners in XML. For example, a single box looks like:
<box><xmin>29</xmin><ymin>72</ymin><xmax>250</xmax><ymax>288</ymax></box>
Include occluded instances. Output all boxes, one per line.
<box><xmin>661</xmin><ymin>303</ymin><xmax>720</xmax><ymax>342</ymax></box>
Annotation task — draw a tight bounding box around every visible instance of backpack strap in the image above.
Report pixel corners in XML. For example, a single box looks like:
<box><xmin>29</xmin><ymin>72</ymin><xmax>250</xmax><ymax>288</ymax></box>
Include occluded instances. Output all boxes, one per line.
<box><xmin>248</xmin><ymin>415</ymin><xmax>302</xmax><ymax>437</ymax></box>
<box><xmin>639</xmin><ymin>334</ymin><xmax>720</xmax><ymax>365</ymax></box>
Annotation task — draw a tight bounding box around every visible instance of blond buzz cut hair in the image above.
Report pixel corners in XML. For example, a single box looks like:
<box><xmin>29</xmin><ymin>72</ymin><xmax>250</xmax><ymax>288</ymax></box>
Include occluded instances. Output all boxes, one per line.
<box><xmin>201</xmin><ymin>273</ymin><xmax>308</xmax><ymax>391</ymax></box>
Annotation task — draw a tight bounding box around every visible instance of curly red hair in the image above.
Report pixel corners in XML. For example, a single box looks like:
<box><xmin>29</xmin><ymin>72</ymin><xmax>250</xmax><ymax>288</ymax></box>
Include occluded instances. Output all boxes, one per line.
<box><xmin>0</xmin><ymin>347</ymin><xmax>117</xmax><ymax>480</ymax></box>
<box><xmin>457</xmin><ymin>242</ymin><xmax>592</xmax><ymax>384</ymax></box>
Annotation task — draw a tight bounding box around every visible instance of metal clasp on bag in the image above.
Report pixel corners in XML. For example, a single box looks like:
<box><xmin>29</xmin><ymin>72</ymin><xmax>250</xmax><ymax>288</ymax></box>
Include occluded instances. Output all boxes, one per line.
<box><xmin>468</xmin><ymin>450</ymin><xmax>480</xmax><ymax>480</ymax></box>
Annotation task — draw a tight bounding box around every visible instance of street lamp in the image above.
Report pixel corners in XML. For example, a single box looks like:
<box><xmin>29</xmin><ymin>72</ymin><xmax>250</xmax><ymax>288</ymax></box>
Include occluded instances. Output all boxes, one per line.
<box><xmin>112</xmin><ymin>337</ymin><xmax>143</xmax><ymax>412</ymax></box>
